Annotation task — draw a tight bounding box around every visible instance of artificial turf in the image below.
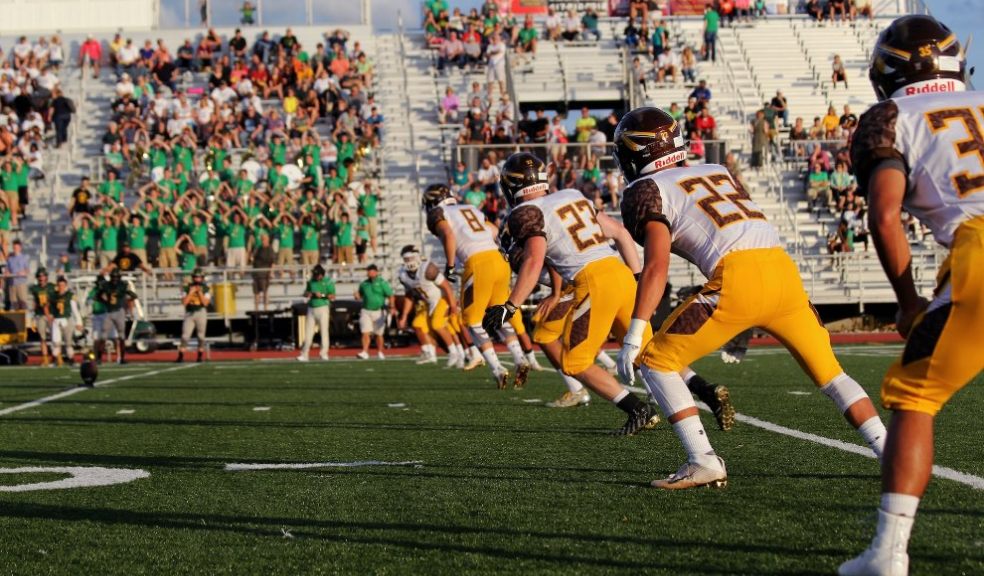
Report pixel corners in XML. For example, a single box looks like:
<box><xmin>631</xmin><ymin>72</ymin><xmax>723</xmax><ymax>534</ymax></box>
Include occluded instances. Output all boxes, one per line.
<box><xmin>0</xmin><ymin>347</ymin><xmax>981</xmax><ymax>575</ymax></box>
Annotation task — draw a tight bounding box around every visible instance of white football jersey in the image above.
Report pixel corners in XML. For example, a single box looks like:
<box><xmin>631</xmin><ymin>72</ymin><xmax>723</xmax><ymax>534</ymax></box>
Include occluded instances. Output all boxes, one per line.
<box><xmin>398</xmin><ymin>260</ymin><xmax>444</xmax><ymax>312</ymax></box>
<box><xmin>426</xmin><ymin>203</ymin><xmax>499</xmax><ymax>264</ymax></box>
<box><xmin>508</xmin><ymin>188</ymin><xmax>618</xmax><ymax>282</ymax></box>
<box><xmin>620</xmin><ymin>163</ymin><xmax>781</xmax><ymax>278</ymax></box>
<box><xmin>852</xmin><ymin>90</ymin><xmax>984</xmax><ymax>248</ymax></box>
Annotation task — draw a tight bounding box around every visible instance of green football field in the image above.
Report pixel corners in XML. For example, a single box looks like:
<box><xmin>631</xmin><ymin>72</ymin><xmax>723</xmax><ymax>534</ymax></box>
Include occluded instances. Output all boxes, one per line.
<box><xmin>0</xmin><ymin>346</ymin><xmax>981</xmax><ymax>575</ymax></box>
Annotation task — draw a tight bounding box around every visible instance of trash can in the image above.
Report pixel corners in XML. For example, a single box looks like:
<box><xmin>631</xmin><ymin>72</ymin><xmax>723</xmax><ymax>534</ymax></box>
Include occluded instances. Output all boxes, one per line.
<box><xmin>213</xmin><ymin>283</ymin><xmax>236</xmax><ymax>316</ymax></box>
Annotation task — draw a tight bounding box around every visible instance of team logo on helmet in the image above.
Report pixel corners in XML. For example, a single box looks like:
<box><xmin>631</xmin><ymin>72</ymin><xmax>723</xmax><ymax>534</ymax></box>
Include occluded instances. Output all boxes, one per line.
<box><xmin>500</xmin><ymin>152</ymin><xmax>548</xmax><ymax>207</ymax></box>
<box><xmin>422</xmin><ymin>183</ymin><xmax>455</xmax><ymax>211</ymax></box>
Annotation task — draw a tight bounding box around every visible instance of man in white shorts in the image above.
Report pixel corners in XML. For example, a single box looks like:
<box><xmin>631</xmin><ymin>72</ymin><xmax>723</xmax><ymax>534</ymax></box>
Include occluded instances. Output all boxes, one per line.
<box><xmin>355</xmin><ymin>264</ymin><xmax>395</xmax><ymax>359</ymax></box>
<box><xmin>485</xmin><ymin>33</ymin><xmax>506</xmax><ymax>97</ymax></box>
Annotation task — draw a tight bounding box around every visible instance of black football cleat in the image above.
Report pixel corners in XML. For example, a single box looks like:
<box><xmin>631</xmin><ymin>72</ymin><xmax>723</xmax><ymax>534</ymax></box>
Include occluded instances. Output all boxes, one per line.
<box><xmin>613</xmin><ymin>404</ymin><xmax>660</xmax><ymax>437</ymax></box>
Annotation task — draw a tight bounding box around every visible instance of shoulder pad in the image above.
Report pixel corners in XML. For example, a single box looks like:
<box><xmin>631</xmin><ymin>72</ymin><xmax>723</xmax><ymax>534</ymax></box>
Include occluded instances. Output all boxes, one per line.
<box><xmin>620</xmin><ymin>178</ymin><xmax>670</xmax><ymax>244</ymax></box>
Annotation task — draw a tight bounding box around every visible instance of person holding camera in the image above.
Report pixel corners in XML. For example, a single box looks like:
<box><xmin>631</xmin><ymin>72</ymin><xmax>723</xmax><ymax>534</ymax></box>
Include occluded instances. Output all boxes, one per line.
<box><xmin>176</xmin><ymin>268</ymin><xmax>210</xmax><ymax>363</ymax></box>
<box><xmin>297</xmin><ymin>264</ymin><xmax>335</xmax><ymax>362</ymax></box>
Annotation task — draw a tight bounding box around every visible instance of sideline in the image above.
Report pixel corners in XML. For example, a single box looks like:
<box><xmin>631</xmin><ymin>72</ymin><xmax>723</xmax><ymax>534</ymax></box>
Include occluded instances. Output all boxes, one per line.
<box><xmin>0</xmin><ymin>363</ymin><xmax>198</xmax><ymax>417</ymax></box>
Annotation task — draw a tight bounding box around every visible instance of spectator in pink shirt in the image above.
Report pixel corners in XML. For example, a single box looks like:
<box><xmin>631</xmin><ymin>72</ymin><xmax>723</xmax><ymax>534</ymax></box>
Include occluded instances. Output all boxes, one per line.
<box><xmin>79</xmin><ymin>35</ymin><xmax>103</xmax><ymax>78</ymax></box>
<box><xmin>439</xmin><ymin>87</ymin><xmax>460</xmax><ymax>124</ymax></box>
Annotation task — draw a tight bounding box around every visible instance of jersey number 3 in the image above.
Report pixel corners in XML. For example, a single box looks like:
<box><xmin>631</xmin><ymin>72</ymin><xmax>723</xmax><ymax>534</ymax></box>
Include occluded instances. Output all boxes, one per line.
<box><xmin>926</xmin><ymin>107</ymin><xmax>984</xmax><ymax>198</ymax></box>
<box><xmin>678</xmin><ymin>174</ymin><xmax>765</xmax><ymax>228</ymax></box>
<box><xmin>557</xmin><ymin>199</ymin><xmax>605</xmax><ymax>251</ymax></box>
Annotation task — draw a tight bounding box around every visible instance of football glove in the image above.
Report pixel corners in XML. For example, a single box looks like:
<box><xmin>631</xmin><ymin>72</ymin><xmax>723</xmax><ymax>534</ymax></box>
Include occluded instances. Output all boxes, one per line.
<box><xmin>617</xmin><ymin>318</ymin><xmax>648</xmax><ymax>386</ymax></box>
<box><xmin>444</xmin><ymin>264</ymin><xmax>459</xmax><ymax>284</ymax></box>
<box><xmin>483</xmin><ymin>301</ymin><xmax>517</xmax><ymax>336</ymax></box>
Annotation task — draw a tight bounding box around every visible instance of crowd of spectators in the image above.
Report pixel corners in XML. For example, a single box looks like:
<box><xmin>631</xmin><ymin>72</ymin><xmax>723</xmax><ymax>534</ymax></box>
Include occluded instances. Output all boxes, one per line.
<box><xmin>62</xmin><ymin>26</ymin><xmax>382</xmax><ymax>296</ymax></box>
<box><xmin>0</xmin><ymin>33</ymin><xmax>77</xmax><ymax>263</ymax></box>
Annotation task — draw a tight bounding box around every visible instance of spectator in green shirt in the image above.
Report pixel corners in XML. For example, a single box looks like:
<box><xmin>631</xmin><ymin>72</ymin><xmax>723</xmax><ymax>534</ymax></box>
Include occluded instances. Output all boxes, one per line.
<box><xmin>0</xmin><ymin>195</ymin><xmax>11</xmax><ymax>252</ymax></box>
<box><xmin>463</xmin><ymin>182</ymin><xmax>485</xmax><ymax>208</ymax></box>
<box><xmin>355</xmin><ymin>264</ymin><xmax>395</xmax><ymax>360</ymax></box>
<box><xmin>356</xmin><ymin>181</ymin><xmax>380</xmax><ymax>254</ymax></box>
<box><xmin>157</xmin><ymin>210</ymin><xmax>180</xmax><ymax>280</ymax></box>
<box><xmin>186</xmin><ymin>212</ymin><xmax>210</xmax><ymax>265</ymax></box>
<box><xmin>97</xmin><ymin>213</ymin><xmax>122</xmax><ymax>268</ymax></box>
<box><xmin>72</xmin><ymin>213</ymin><xmax>98</xmax><ymax>270</ymax></box>
<box><xmin>299</xmin><ymin>213</ymin><xmax>321</xmax><ymax>266</ymax></box>
<box><xmin>581</xmin><ymin>8</ymin><xmax>601</xmax><ymax>41</ymax></box>
<box><xmin>333</xmin><ymin>212</ymin><xmax>354</xmax><ymax>265</ymax></box>
<box><xmin>517</xmin><ymin>17</ymin><xmax>538</xmax><ymax>55</ymax></box>
<box><xmin>274</xmin><ymin>213</ymin><xmax>298</xmax><ymax>279</ymax></box>
<box><xmin>99</xmin><ymin>171</ymin><xmax>124</xmax><ymax>204</ymax></box>
<box><xmin>126</xmin><ymin>213</ymin><xmax>149</xmax><ymax>264</ymax></box>
<box><xmin>1</xmin><ymin>160</ymin><xmax>19</xmax><ymax>228</ymax></box>
<box><xmin>807</xmin><ymin>164</ymin><xmax>831</xmax><ymax>212</ymax></box>
<box><xmin>221</xmin><ymin>207</ymin><xmax>249</xmax><ymax>271</ymax></box>
<box><xmin>269</xmin><ymin>134</ymin><xmax>287</xmax><ymax>165</ymax></box>
<box><xmin>703</xmin><ymin>5</ymin><xmax>720</xmax><ymax>62</ymax></box>
<box><xmin>355</xmin><ymin>208</ymin><xmax>370</xmax><ymax>264</ymax></box>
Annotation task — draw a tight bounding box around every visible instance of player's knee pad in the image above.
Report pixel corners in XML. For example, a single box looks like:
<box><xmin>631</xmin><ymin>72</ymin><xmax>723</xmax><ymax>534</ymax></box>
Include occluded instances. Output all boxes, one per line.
<box><xmin>820</xmin><ymin>373</ymin><xmax>870</xmax><ymax>414</ymax></box>
<box><xmin>469</xmin><ymin>324</ymin><xmax>492</xmax><ymax>347</ymax></box>
<box><xmin>640</xmin><ymin>366</ymin><xmax>698</xmax><ymax>417</ymax></box>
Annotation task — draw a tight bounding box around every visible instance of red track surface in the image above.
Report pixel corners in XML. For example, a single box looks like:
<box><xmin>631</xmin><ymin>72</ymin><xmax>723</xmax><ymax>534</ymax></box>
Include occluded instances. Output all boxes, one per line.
<box><xmin>16</xmin><ymin>332</ymin><xmax>904</xmax><ymax>366</ymax></box>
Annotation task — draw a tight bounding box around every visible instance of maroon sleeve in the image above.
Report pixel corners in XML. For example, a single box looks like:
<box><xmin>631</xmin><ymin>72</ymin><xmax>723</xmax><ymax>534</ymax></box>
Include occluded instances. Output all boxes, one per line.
<box><xmin>507</xmin><ymin>205</ymin><xmax>546</xmax><ymax>245</ymax></box>
<box><xmin>620</xmin><ymin>178</ymin><xmax>670</xmax><ymax>245</ymax></box>
<box><xmin>426</xmin><ymin>207</ymin><xmax>446</xmax><ymax>235</ymax></box>
<box><xmin>851</xmin><ymin>99</ymin><xmax>905</xmax><ymax>192</ymax></box>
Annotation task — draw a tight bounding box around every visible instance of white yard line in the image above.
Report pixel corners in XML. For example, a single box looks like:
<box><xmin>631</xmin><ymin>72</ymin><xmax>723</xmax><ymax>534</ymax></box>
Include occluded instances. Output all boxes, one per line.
<box><xmin>625</xmin><ymin>385</ymin><xmax>984</xmax><ymax>491</ymax></box>
<box><xmin>0</xmin><ymin>364</ymin><xmax>197</xmax><ymax>417</ymax></box>
<box><xmin>225</xmin><ymin>460</ymin><xmax>424</xmax><ymax>471</ymax></box>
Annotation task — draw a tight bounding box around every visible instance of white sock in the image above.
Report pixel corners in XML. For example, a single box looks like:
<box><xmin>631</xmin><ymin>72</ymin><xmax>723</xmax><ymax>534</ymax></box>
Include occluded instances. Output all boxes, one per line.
<box><xmin>881</xmin><ymin>493</ymin><xmax>920</xmax><ymax>518</ymax></box>
<box><xmin>482</xmin><ymin>347</ymin><xmax>503</xmax><ymax>373</ymax></box>
<box><xmin>562</xmin><ymin>373</ymin><xmax>584</xmax><ymax>394</ymax></box>
<box><xmin>525</xmin><ymin>350</ymin><xmax>539</xmax><ymax>365</ymax></box>
<box><xmin>872</xmin><ymin>505</ymin><xmax>915</xmax><ymax>555</ymax></box>
<box><xmin>468</xmin><ymin>345</ymin><xmax>481</xmax><ymax>361</ymax></box>
<box><xmin>454</xmin><ymin>344</ymin><xmax>465</xmax><ymax>357</ymax></box>
<box><xmin>422</xmin><ymin>344</ymin><xmax>434</xmax><ymax>357</ymax></box>
<box><xmin>858</xmin><ymin>416</ymin><xmax>887</xmax><ymax>459</ymax></box>
<box><xmin>595</xmin><ymin>350</ymin><xmax>616</xmax><ymax>369</ymax></box>
<box><xmin>506</xmin><ymin>340</ymin><xmax>525</xmax><ymax>364</ymax></box>
<box><xmin>672</xmin><ymin>416</ymin><xmax>720</xmax><ymax>469</ymax></box>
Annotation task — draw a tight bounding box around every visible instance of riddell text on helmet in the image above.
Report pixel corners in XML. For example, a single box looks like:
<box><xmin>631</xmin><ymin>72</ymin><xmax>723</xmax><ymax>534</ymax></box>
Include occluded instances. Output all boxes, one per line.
<box><xmin>904</xmin><ymin>79</ymin><xmax>959</xmax><ymax>95</ymax></box>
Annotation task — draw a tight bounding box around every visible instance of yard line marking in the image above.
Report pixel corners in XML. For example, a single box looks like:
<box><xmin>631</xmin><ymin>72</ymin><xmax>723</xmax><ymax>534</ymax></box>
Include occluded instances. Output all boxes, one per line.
<box><xmin>116</xmin><ymin>409</ymin><xmax>135</xmax><ymax>415</ymax></box>
<box><xmin>625</xmin><ymin>385</ymin><xmax>984</xmax><ymax>491</ymax></box>
<box><xmin>0</xmin><ymin>466</ymin><xmax>149</xmax><ymax>492</ymax></box>
<box><xmin>225</xmin><ymin>460</ymin><xmax>424</xmax><ymax>471</ymax></box>
<box><xmin>387</xmin><ymin>403</ymin><xmax>407</xmax><ymax>408</ymax></box>
<box><xmin>0</xmin><ymin>364</ymin><xmax>197</xmax><ymax>417</ymax></box>
<box><xmin>253</xmin><ymin>406</ymin><xmax>271</xmax><ymax>412</ymax></box>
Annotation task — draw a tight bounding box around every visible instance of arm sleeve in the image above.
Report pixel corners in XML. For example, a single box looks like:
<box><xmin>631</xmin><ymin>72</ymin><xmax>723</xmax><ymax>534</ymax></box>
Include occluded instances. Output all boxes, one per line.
<box><xmin>507</xmin><ymin>205</ymin><xmax>546</xmax><ymax>245</ymax></box>
<box><xmin>619</xmin><ymin>178</ymin><xmax>671</xmax><ymax>244</ymax></box>
<box><xmin>851</xmin><ymin>99</ymin><xmax>906</xmax><ymax>193</ymax></box>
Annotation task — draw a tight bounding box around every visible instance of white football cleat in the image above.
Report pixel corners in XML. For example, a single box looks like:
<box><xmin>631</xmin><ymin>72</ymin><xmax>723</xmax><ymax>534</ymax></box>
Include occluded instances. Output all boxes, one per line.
<box><xmin>377</xmin><ymin>351</ymin><xmax>386</xmax><ymax>360</ymax></box>
<box><xmin>839</xmin><ymin>511</ymin><xmax>913</xmax><ymax>576</ymax></box>
<box><xmin>296</xmin><ymin>354</ymin><xmax>309</xmax><ymax>362</ymax></box>
<box><xmin>545</xmin><ymin>389</ymin><xmax>590</xmax><ymax>408</ymax></box>
<box><xmin>356</xmin><ymin>351</ymin><xmax>369</xmax><ymax>360</ymax></box>
<box><xmin>454</xmin><ymin>353</ymin><xmax>465</xmax><ymax>369</ymax></box>
<box><xmin>463</xmin><ymin>354</ymin><xmax>485</xmax><ymax>371</ymax></box>
<box><xmin>319</xmin><ymin>353</ymin><xmax>330</xmax><ymax>361</ymax></box>
<box><xmin>416</xmin><ymin>353</ymin><xmax>437</xmax><ymax>365</ymax></box>
<box><xmin>651</xmin><ymin>456</ymin><xmax>727</xmax><ymax>490</ymax></box>
<box><xmin>445</xmin><ymin>352</ymin><xmax>460</xmax><ymax>368</ymax></box>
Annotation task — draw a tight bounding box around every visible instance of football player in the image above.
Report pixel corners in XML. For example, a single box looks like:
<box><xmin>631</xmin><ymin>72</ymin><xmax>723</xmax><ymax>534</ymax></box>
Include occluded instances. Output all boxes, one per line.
<box><xmin>29</xmin><ymin>268</ymin><xmax>55</xmax><ymax>366</ymax></box>
<box><xmin>396</xmin><ymin>245</ymin><xmax>468</xmax><ymax>368</ymax></box>
<box><xmin>97</xmin><ymin>269</ymin><xmax>137</xmax><ymax>364</ymax></box>
<box><xmin>840</xmin><ymin>16</ymin><xmax>982</xmax><ymax>576</ymax></box>
<box><xmin>50</xmin><ymin>276</ymin><xmax>83</xmax><ymax>367</ymax></box>
<box><xmin>423</xmin><ymin>183</ymin><xmax>535</xmax><ymax>389</ymax></box>
<box><xmin>176</xmin><ymin>268</ymin><xmax>210</xmax><ymax>363</ymax></box>
<box><xmin>483</xmin><ymin>152</ymin><xmax>662</xmax><ymax>435</ymax></box>
<box><xmin>499</xmin><ymin>198</ymin><xmax>731</xmax><ymax>422</ymax></box>
<box><xmin>613</xmin><ymin>107</ymin><xmax>887</xmax><ymax>489</ymax></box>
